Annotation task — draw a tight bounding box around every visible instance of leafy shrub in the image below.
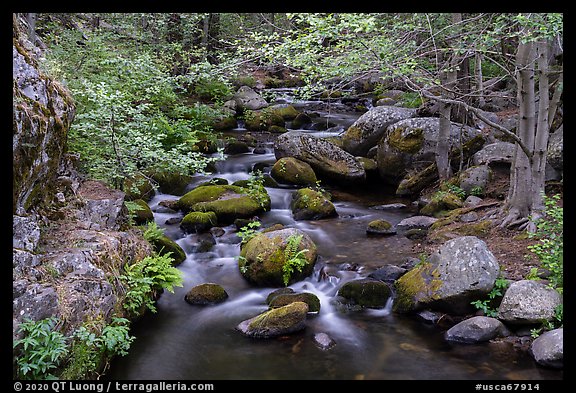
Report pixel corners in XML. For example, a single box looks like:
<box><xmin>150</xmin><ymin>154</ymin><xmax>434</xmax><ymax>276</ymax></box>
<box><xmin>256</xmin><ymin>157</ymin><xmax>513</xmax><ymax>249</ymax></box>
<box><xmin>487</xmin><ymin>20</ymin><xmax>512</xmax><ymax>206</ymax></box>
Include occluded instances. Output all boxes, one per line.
<box><xmin>121</xmin><ymin>254</ymin><xmax>183</xmax><ymax>315</ymax></box>
<box><xmin>13</xmin><ymin>317</ymin><xmax>68</xmax><ymax>380</ymax></box>
<box><xmin>60</xmin><ymin>317</ymin><xmax>134</xmax><ymax>379</ymax></box>
<box><xmin>527</xmin><ymin>194</ymin><xmax>563</xmax><ymax>293</ymax></box>
<box><xmin>470</xmin><ymin>276</ymin><xmax>509</xmax><ymax>317</ymax></box>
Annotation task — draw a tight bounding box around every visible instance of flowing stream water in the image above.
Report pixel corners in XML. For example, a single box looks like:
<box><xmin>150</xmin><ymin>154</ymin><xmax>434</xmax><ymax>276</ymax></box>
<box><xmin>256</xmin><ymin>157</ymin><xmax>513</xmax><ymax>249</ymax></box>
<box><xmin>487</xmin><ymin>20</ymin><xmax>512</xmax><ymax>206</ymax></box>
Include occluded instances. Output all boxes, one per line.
<box><xmin>106</xmin><ymin>96</ymin><xmax>562</xmax><ymax>381</ymax></box>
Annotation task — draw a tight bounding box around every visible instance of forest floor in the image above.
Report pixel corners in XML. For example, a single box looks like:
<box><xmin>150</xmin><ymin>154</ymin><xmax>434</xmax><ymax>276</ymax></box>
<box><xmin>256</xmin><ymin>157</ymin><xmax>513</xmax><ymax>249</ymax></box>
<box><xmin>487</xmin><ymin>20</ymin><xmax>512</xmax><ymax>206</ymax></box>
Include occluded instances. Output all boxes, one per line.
<box><xmin>409</xmin><ymin>169</ymin><xmax>563</xmax><ymax>283</ymax></box>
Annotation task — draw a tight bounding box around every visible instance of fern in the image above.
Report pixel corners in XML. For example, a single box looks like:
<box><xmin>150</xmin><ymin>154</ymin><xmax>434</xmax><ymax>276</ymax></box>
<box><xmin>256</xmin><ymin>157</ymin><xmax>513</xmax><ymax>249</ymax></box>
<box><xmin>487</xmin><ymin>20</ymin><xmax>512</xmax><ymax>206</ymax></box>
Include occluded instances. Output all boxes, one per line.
<box><xmin>282</xmin><ymin>234</ymin><xmax>309</xmax><ymax>286</ymax></box>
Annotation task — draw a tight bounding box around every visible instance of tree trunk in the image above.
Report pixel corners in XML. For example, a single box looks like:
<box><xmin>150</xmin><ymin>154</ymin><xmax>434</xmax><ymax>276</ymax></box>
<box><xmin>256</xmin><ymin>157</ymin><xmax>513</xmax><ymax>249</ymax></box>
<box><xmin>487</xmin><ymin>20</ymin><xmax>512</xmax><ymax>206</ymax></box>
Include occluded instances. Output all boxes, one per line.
<box><xmin>501</xmin><ymin>37</ymin><xmax>536</xmax><ymax>229</ymax></box>
<box><xmin>436</xmin><ymin>13</ymin><xmax>462</xmax><ymax>182</ymax></box>
<box><xmin>530</xmin><ymin>39</ymin><xmax>551</xmax><ymax>222</ymax></box>
<box><xmin>475</xmin><ymin>52</ymin><xmax>486</xmax><ymax>108</ymax></box>
<box><xmin>26</xmin><ymin>13</ymin><xmax>36</xmax><ymax>45</ymax></box>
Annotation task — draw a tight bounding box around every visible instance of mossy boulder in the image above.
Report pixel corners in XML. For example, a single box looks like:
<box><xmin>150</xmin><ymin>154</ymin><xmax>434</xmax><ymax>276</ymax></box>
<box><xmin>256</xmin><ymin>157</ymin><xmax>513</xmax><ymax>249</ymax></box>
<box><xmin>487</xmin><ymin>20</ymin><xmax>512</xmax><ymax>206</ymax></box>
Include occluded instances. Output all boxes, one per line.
<box><xmin>239</xmin><ymin>227</ymin><xmax>317</xmax><ymax>287</ymax></box>
<box><xmin>149</xmin><ymin>169</ymin><xmax>192</xmax><ymax>196</ymax></box>
<box><xmin>341</xmin><ymin>105</ymin><xmax>416</xmax><ymax>156</ymax></box>
<box><xmin>244</xmin><ymin>109</ymin><xmax>285</xmax><ymax>131</ymax></box>
<box><xmin>337</xmin><ymin>278</ymin><xmax>393</xmax><ymax>308</ymax></box>
<box><xmin>124</xmin><ymin>173</ymin><xmax>155</xmax><ymax>202</ymax></box>
<box><xmin>180</xmin><ymin>211</ymin><xmax>218</xmax><ymax>233</ymax></box>
<box><xmin>377</xmin><ymin>117</ymin><xmax>482</xmax><ymax>185</ymax></box>
<box><xmin>291</xmin><ymin>188</ymin><xmax>337</xmax><ymax>221</ymax></box>
<box><xmin>212</xmin><ymin>115</ymin><xmax>238</xmax><ymax>132</ymax></box>
<box><xmin>236</xmin><ymin>301</ymin><xmax>309</xmax><ymax>338</ymax></box>
<box><xmin>366</xmin><ymin>219</ymin><xmax>396</xmax><ymax>235</ymax></box>
<box><xmin>176</xmin><ymin>185</ymin><xmax>270</xmax><ymax>225</ymax></box>
<box><xmin>267</xmin><ymin>291</ymin><xmax>321</xmax><ymax>313</ymax></box>
<box><xmin>268</xmin><ymin>104</ymin><xmax>300</xmax><ymax>120</ymax></box>
<box><xmin>149</xmin><ymin>234</ymin><xmax>186</xmax><ymax>266</ymax></box>
<box><xmin>290</xmin><ymin>113</ymin><xmax>312</xmax><ymax>129</ymax></box>
<box><xmin>132</xmin><ymin>199</ymin><xmax>154</xmax><ymax>225</ymax></box>
<box><xmin>184</xmin><ymin>283</ymin><xmax>229</xmax><ymax>305</ymax></box>
<box><xmin>419</xmin><ymin>192</ymin><xmax>464</xmax><ymax>217</ymax></box>
<box><xmin>394</xmin><ymin>236</ymin><xmax>500</xmax><ymax>315</ymax></box>
<box><xmin>224</xmin><ymin>140</ymin><xmax>250</xmax><ymax>155</ymax></box>
<box><xmin>271</xmin><ymin>157</ymin><xmax>317</xmax><ymax>186</ymax></box>
<box><xmin>274</xmin><ymin>131</ymin><xmax>366</xmax><ymax>185</ymax></box>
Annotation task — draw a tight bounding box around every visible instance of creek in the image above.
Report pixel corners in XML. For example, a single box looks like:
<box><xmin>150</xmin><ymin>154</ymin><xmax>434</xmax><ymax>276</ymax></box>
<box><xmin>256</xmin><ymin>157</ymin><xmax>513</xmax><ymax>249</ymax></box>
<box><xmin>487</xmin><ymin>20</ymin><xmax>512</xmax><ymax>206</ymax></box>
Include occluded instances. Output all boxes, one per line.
<box><xmin>106</xmin><ymin>94</ymin><xmax>562</xmax><ymax>381</ymax></box>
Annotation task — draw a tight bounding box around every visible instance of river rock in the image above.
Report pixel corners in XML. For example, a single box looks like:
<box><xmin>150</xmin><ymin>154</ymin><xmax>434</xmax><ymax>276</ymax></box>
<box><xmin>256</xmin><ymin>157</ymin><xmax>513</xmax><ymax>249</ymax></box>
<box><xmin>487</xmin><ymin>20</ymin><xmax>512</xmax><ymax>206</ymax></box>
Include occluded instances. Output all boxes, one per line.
<box><xmin>530</xmin><ymin>328</ymin><xmax>563</xmax><ymax>369</ymax></box>
<box><xmin>471</xmin><ymin>142</ymin><xmax>515</xmax><ymax>166</ymax></box>
<box><xmin>337</xmin><ymin>278</ymin><xmax>392</xmax><ymax>308</ymax></box>
<box><xmin>444</xmin><ymin>316</ymin><xmax>510</xmax><ymax>344</ymax></box>
<box><xmin>148</xmin><ymin>234</ymin><xmax>186</xmax><ymax>266</ymax></box>
<box><xmin>236</xmin><ymin>301</ymin><xmax>309</xmax><ymax>338</ymax></box>
<box><xmin>376</xmin><ymin>117</ymin><xmax>482</xmax><ymax>185</ymax></box>
<box><xmin>132</xmin><ymin>199</ymin><xmax>154</xmax><ymax>225</ymax></box>
<box><xmin>342</xmin><ymin>105</ymin><xmax>416</xmax><ymax>156</ymax></box>
<box><xmin>233</xmin><ymin>85</ymin><xmax>269</xmax><ymax>111</ymax></box>
<box><xmin>368</xmin><ymin>265</ymin><xmax>407</xmax><ymax>282</ymax></box>
<box><xmin>291</xmin><ymin>188</ymin><xmax>337</xmax><ymax>221</ymax></box>
<box><xmin>267</xmin><ymin>291</ymin><xmax>321</xmax><ymax>313</ymax></box>
<box><xmin>313</xmin><ymin>332</ymin><xmax>336</xmax><ymax>350</ymax></box>
<box><xmin>393</xmin><ymin>236</ymin><xmax>500</xmax><ymax>314</ymax></box>
<box><xmin>176</xmin><ymin>184</ymin><xmax>270</xmax><ymax>225</ymax></box>
<box><xmin>366</xmin><ymin>219</ymin><xmax>396</xmax><ymax>235</ymax></box>
<box><xmin>184</xmin><ymin>283</ymin><xmax>229</xmax><ymax>305</ymax></box>
<box><xmin>271</xmin><ymin>157</ymin><xmax>317</xmax><ymax>186</ymax></box>
<box><xmin>274</xmin><ymin>131</ymin><xmax>366</xmax><ymax>185</ymax></box>
<box><xmin>239</xmin><ymin>227</ymin><xmax>317</xmax><ymax>287</ymax></box>
<box><xmin>497</xmin><ymin>280</ymin><xmax>562</xmax><ymax>325</ymax></box>
<box><xmin>180</xmin><ymin>211</ymin><xmax>218</xmax><ymax>233</ymax></box>
<box><xmin>396</xmin><ymin>215</ymin><xmax>437</xmax><ymax>236</ymax></box>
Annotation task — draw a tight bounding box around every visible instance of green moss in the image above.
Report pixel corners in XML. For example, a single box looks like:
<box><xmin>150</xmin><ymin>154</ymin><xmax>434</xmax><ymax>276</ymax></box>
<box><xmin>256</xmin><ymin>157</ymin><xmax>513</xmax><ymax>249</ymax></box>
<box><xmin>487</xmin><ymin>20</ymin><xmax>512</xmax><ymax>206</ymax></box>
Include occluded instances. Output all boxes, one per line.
<box><xmin>177</xmin><ymin>185</ymin><xmax>242</xmax><ymax>212</ymax></box>
<box><xmin>367</xmin><ymin>219</ymin><xmax>393</xmax><ymax>232</ymax></box>
<box><xmin>149</xmin><ymin>170</ymin><xmax>192</xmax><ymax>195</ymax></box>
<box><xmin>268</xmin><ymin>292</ymin><xmax>321</xmax><ymax>312</ymax></box>
<box><xmin>180</xmin><ymin>211</ymin><xmax>217</xmax><ymax>233</ymax></box>
<box><xmin>271</xmin><ymin>157</ymin><xmax>317</xmax><ymax>186</ymax></box>
<box><xmin>132</xmin><ymin>199</ymin><xmax>154</xmax><ymax>225</ymax></box>
<box><xmin>149</xmin><ymin>235</ymin><xmax>186</xmax><ymax>266</ymax></box>
<box><xmin>338</xmin><ymin>279</ymin><xmax>392</xmax><ymax>308</ymax></box>
<box><xmin>291</xmin><ymin>188</ymin><xmax>337</xmax><ymax>220</ymax></box>
<box><xmin>388</xmin><ymin>127</ymin><xmax>424</xmax><ymax>154</ymax></box>
<box><xmin>184</xmin><ymin>283</ymin><xmax>228</xmax><ymax>305</ymax></box>
<box><xmin>393</xmin><ymin>262</ymin><xmax>443</xmax><ymax>313</ymax></box>
<box><xmin>193</xmin><ymin>195</ymin><xmax>269</xmax><ymax>224</ymax></box>
<box><xmin>455</xmin><ymin>220</ymin><xmax>492</xmax><ymax>237</ymax></box>
<box><xmin>272</xmin><ymin>105</ymin><xmax>300</xmax><ymax>120</ymax></box>
<box><xmin>248</xmin><ymin>301</ymin><xmax>308</xmax><ymax>330</ymax></box>
<box><xmin>240</xmin><ymin>230</ymin><xmax>317</xmax><ymax>287</ymax></box>
<box><xmin>343</xmin><ymin>125</ymin><xmax>363</xmax><ymax>143</ymax></box>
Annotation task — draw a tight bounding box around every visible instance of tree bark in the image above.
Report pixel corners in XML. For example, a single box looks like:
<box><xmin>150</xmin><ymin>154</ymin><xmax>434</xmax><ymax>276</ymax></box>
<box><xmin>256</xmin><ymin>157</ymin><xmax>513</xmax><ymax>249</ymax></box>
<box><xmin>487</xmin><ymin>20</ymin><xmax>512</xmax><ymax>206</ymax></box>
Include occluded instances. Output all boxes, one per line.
<box><xmin>501</xmin><ymin>36</ymin><xmax>536</xmax><ymax>229</ymax></box>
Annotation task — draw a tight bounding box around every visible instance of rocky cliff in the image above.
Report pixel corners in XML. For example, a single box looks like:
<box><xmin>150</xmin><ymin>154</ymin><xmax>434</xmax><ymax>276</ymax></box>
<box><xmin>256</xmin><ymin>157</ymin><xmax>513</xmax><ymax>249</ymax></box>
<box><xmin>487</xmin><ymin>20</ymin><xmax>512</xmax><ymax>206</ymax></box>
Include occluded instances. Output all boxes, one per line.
<box><xmin>12</xmin><ymin>14</ymin><xmax>152</xmax><ymax>378</ymax></box>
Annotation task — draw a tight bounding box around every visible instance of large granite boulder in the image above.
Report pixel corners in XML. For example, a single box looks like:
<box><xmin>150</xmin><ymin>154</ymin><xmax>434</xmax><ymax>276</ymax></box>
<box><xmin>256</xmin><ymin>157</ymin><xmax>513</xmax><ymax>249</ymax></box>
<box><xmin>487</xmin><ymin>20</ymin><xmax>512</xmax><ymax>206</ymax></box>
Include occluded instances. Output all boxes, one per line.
<box><xmin>394</xmin><ymin>236</ymin><xmax>500</xmax><ymax>315</ymax></box>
